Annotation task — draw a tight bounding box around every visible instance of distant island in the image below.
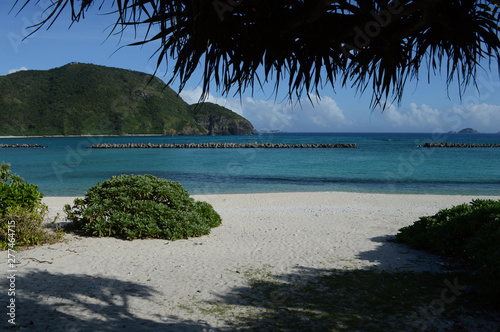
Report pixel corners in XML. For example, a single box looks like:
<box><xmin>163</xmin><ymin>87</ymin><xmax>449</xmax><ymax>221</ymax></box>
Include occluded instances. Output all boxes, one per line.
<box><xmin>448</xmin><ymin>128</ymin><xmax>480</xmax><ymax>134</ymax></box>
<box><xmin>0</xmin><ymin>63</ymin><xmax>255</xmax><ymax>136</ymax></box>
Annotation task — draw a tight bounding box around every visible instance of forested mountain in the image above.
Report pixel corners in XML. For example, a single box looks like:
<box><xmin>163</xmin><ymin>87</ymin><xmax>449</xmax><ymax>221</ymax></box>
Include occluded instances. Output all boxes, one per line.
<box><xmin>0</xmin><ymin>63</ymin><xmax>255</xmax><ymax>136</ymax></box>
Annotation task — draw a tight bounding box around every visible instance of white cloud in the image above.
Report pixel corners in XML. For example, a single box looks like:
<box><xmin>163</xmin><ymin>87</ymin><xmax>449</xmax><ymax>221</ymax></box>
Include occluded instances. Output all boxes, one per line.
<box><xmin>180</xmin><ymin>87</ymin><xmax>215</xmax><ymax>104</ymax></box>
<box><xmin>373</xmin><ymin>102</ymin><xmax>500</xmax><ymax>133</ymax></box>
<box><xmin>376</xmin><ymin>103</ymin><xmax>441</xmax><ymax>131</ymax></box>
<box><xmin>179</xmin><ymin>87</ymin><xmax>244</xmax><ymax>115</ymax></box>
<box><xmin>238</xmin><ymin>98</ymin><xmax>293</xmax><ymax>131</ymax></box>
<box><xmin>8</xmin><ymin>66</ymin><xmax>28</xmax><ymax>74</ymax></box>
<box><xmin>180</xmin><ymin>88</ymin><xmax>351</xmax><ymax>131</ymax></box>
<box><xmin>283</xmin><ymin>96</ymin><xmax>352</xmax><ymax>131</ymax></box>
<box><xmin>445</xmin><ymin>103</ymin><xmax>500</xmax><ymax>133</ymax></box>
<box><xmin>180</xmin><ymin>88</ymin><xmax>500</xmax><ymax>133</ymax></box>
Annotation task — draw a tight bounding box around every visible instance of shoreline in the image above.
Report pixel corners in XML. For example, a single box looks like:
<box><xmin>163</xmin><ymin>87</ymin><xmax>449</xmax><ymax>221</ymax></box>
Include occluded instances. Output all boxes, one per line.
<box><xmin>2</xmin><ymin>132</ymin><xmax>500</xmax><ymax>138</ymax></box>
<box><xmin>43</xmin><ymin>190</ymin><xmax>500</xmax><ymax>199</ymax></box>
<box><xmin>0</xmin><ymin>134</ymin><xmax>169</xmax><ymax>139</ymax></box>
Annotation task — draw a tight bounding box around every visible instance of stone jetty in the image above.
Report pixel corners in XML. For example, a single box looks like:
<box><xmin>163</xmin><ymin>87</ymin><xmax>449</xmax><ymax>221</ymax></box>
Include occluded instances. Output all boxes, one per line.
<box><xmin>420</xmin><ymin>142</ymin><xmax>500</xmax><ymax>148</ymax></box>
<box><xmin>89</xmin><ymin>142</ymin><xmax>358</xmax><ymax>149</ymax></box>
<box><xmin>0</xmin><ymin>144</ymin><xmax>47</xmax><ymax>148</ymax></box>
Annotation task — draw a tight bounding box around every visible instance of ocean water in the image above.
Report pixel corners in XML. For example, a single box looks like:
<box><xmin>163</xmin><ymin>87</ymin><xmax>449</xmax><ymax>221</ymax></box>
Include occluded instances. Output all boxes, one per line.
<box><xmin>1</xmin><ymin>133</ymin><xmax>499</xmax><ymax>196</ymax></box>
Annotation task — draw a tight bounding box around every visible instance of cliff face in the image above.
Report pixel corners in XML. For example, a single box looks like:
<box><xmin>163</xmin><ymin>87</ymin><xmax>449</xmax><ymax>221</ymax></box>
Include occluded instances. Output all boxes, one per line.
<box><xmin>194</xmin><ymin>114</ymin><xmax>255</xmax><ymax>135</ymax></box>
<box><xmin>189</xmin><ymin>102</ymin><xmax>255</xmax><ymax>135</ymax></box>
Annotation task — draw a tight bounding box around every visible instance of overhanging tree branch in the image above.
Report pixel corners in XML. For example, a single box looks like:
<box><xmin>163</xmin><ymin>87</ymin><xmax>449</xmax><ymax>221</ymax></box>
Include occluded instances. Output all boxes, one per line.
<box><xmin>14</xmin><ymin>0</ymin><xmax>500</xmax><ymax>108</ymax></box>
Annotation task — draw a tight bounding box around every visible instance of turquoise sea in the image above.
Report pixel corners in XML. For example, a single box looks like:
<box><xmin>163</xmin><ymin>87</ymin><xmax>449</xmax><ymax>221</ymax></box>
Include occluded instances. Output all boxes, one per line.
<box><xmin>1</xmin><ymin>133</ymin><xmax>499</xmax><ymax>196</ymax></box>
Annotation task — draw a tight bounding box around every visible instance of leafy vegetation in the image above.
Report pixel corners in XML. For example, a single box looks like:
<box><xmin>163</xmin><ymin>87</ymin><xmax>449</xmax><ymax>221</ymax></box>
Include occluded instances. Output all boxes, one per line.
<box><xmin>0</xmin><ymin>63</ymin><xmax>254</xmax><ymax>136</ymax></box>
<box><xmin>396</xmin><ymin>199</ymin><xmax>500</xmax><ymax>303</ymax></box>
<box><xmin>64</xmin><ymin>174</ymin><xmax>221</xmax><ymax>240</ymax></box>
<box><xmin>189</xmin><ymin>102</ymin><xmax>247</xmax><ymax>121</ymax></box>
<box><xmin>0</xmin><ymin>162</ymin><xmax>63</xmax><ymax>250</ymax></box>
<box><xmin>0</xmin><ymin>163</ymin><xmax>43</xmax><ymax>216</ymax></box>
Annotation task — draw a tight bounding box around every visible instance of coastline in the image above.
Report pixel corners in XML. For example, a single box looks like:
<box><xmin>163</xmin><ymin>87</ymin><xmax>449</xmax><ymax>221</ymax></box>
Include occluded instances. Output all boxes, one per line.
<box><xmin>0</xmin><ymin>134</ymin><xmax>168</xmax><ymax>139</ymax></box>
<box><xmin>43</xmin><ymin>192</ymin><xmax>500</xmax><ymax>227</ymax></box>
<box><xmin>2</xmin><ymin>132</ymin><xmax>500</xmax><ymax>138</ymax></box>
<box><xmin>10</xmin><ymin>192</ymin><xmax>497</xmax><ymax>330</ymax></box>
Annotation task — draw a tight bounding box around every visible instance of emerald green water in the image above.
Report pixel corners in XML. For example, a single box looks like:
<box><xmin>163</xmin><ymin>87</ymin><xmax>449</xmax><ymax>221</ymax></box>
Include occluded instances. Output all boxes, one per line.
<box><xmin>1</xmin><ymin>133</ymin><xmax>499</xmax><ymax>196</ymax></box>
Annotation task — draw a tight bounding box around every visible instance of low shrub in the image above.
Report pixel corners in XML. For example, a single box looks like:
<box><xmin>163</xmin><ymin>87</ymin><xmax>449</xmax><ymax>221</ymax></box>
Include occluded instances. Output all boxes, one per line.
<box><xmin>64</xmin><ymin>174</ymin><xmax>222</xmax><ymax>240</ymax></box>
<box><xmin>0</xmin><ymin>162</ymin><xmax>63</xmax><ymax>250</ymax></box>
<box><xmin>396</xmin><ymin>199</ymin><xmax>500</xmax><ymax>304</ymax></box>
<box><xmin>1</xmin><ymin>205</ymin><xmax>63</xmax><ymax>249</ymax></box>
<box><xmin>0</xmin><ymin>162</ymin><xmax>44</xmax><ymax>216</ymax></box>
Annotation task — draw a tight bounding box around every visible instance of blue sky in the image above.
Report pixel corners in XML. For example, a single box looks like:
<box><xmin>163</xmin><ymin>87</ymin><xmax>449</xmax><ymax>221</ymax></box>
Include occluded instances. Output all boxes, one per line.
<box><xmin>2</xmin><ymin>1</ymin><xmax>500</xmax><ymax>133</ymax></box>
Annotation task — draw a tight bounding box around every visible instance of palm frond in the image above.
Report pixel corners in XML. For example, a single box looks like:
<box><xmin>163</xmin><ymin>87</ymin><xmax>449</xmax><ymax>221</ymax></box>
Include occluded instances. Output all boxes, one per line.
<box><xmin>15</xmin><ymin>0</ymin><xmax>500</xmax><ymax>108</ymax></box>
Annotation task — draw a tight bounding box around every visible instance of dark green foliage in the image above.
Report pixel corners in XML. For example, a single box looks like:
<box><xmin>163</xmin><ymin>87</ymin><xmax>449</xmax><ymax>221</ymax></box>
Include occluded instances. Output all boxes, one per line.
<box><xmin>396</xmin><ymin>199</ymin><xmax>500</xmax><ymax>303</ymax></box>
<box><xmin>0</xmin><ymin>162</ymin><xmax>44</xmax><ymax>218</ymax></box>
<box><xmin>0</xmin><ymin>162</ymin><xmax>63</xmax><ymax>249</ymax></box>
<box><xmin>0</xmin><ymin>63</ymin><xmax>253</xmax><ymax>136</ymax></box>
<box><xmin>0</xmin><ymin>63</ymin><xmax>202</xmax><ymax>136</ymax></box>
<box><xmin>189</xmin><ymin>102</ymin><xmax>246</xmax><ymax>121</ymax></box>
<box><xmin>64</xmin><ymin>174</ymin><xmax>222</xmax><ymax>240</ymax></box>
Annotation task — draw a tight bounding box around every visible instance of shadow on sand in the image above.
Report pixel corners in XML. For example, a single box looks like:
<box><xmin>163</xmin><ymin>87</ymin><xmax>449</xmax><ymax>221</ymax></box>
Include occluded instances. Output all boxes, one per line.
<box><xmin>2</xmin><ymin>270</ymin><xmax>217</xmax><ymax>331</ymax></box>
<box><xmin>3</xmin><ymin>237</ymin><xmax>497</xmax><ymax>331</ymax></box>
<box><xmin>206</xmin><ymin>236</ymin><xmax>497</xmax><ymax>331</ymax></box>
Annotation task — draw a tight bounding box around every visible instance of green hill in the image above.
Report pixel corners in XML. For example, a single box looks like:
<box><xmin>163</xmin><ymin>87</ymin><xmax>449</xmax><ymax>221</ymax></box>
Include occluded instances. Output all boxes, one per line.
<box><xmin>0</xmin><ymin>63</ymin><xmax>255</xmax><ymax>136</ymax></box>
<box><xmin>189</xmin><ymin>102</ymin><xmax>256</xmax><ymax>135</ymax></box>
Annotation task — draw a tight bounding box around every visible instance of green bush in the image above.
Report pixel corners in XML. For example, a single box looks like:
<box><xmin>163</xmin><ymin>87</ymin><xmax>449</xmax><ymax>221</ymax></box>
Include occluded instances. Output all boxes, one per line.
<box><xmin>1</xmin><ymin>162</ymin><xmax>63</xmax><ymax>250</ymax></box>
<box><xmin>396</xmin><ymin>199</ymin><xmax>500</xmax><ymax>303</ymax></box>
<box><xmin>64</xmin><ymin>174</ymin><xmax>222</xmax><ymax>240</ymax></box>
<box><xmin>0</xmin><ymin>162</ymin><xmax>44</xmax><ymax>216</ymax></box>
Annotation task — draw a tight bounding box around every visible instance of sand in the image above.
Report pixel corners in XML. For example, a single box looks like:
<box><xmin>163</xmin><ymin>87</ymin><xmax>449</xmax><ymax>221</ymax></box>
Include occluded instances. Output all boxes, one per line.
<box><xmin>3</xmin><ymin>192</ymin><xmax>500</xmax><ymax>330</ymax></box>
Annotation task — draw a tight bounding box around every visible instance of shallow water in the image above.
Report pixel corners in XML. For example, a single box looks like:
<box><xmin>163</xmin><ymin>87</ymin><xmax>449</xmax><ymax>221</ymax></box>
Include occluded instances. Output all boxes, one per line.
<box><xmin>1</xmin><ymin>132</ymin><xmax>499</xmax><ymax>196</ymax></box>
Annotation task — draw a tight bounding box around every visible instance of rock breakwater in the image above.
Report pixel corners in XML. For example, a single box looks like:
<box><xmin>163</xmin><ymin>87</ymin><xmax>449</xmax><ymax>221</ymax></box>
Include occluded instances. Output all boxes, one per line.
<box><xmin>89</xmin><ymin>142</ymin><xmax>358</xmax><ymax>149</ymax></box>
<box><xmin>420</xmin><ymin>142</ymin><xmax>500</xmax><ymax>148</ymax></box>
<box><xmin>0</xmin><ymin>144</ymin><xmax>47</xmax><ymax>148</ymax></box>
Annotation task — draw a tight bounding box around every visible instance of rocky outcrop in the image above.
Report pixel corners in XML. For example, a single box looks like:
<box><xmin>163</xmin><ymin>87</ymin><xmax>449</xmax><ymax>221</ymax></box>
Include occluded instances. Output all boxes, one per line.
<box><xmin>194</xmin><ymin>114</ymin><xmax>255</xmax><ymax>135</ymax></box>
<box><xmin>89</xmin><ymin>143</ymin><xmax>358</xmax><ymax>149</ymax></box>
<box><xmin>189</xmin><ymin>102</ymin><xmax>255</xmax><ymax>135</ymax></box>
<box><xmin>0</xmin><ymin>144</ymin><xmax>47</xmax><ymax>148</ymax></box>
<box><xmin>177</xmin><ymin>127</ymin><xmax>204</xmax><ymax>136</ymax></box>
<box><xmin>420</xmin><ymin>142</ymin><xmax>500</xmax><ymax>148</ymax></box>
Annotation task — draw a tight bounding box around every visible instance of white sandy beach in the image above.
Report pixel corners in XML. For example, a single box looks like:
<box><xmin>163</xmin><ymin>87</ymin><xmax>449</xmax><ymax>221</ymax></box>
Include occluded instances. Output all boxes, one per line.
<box><xmin>4</xmin><ymin>192</ymin><xmax>500</xmax><ymax>330</ymax></box>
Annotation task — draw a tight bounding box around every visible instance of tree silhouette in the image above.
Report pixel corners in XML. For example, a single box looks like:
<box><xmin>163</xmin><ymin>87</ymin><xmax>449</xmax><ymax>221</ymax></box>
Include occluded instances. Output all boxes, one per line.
<box><xmin>14</xmin><ymin>0</ymin><xmax>500</xmax><ymax>107</ymax></box>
